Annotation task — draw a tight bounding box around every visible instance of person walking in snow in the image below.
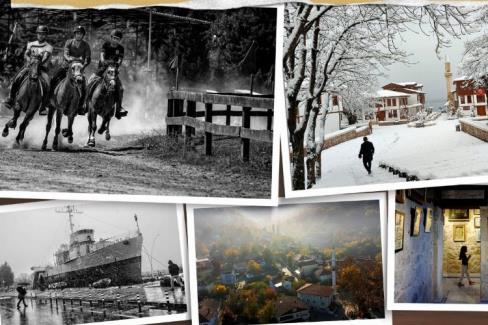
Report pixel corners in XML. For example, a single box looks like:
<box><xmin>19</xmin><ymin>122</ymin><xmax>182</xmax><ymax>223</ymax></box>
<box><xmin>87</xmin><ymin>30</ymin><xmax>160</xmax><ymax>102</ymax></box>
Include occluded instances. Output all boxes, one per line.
<box><xmin>358</xmin><ymin>136</ymin><xmax>375</xmax><ymax>175</ymax></box>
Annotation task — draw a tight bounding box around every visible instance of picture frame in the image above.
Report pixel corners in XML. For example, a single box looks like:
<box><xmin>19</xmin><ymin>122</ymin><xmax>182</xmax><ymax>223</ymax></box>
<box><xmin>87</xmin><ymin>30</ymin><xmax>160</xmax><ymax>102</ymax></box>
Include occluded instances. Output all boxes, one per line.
<box><xmin>475</xmin><ymin>216</ymin><xmax>481</xmax><ymax>228</ymax></box>
<box><xmin>448</xmin><ymin>209</ymin><xmax>470</xmax><ymax>222</ymax></box>
<box><xmin>395</xmin><ymin>210</ymin><xmax>405</xmax><ymax>252</ymax></box>
<box><xmin>410</xmin><ymin>207</ymin><xmax>421</xmax><ymax>237</ymax></box>
<box><xmin>453</xmin><ymin>224</ymin><xmax>466</xmax><ymax>242</ymax></box>
<box><xmin>396</xmin><ymin>190</ymin><xmax>406</xmax><ymax>204</ymax></box>
<box><xmin>424</xmin><ymin>208</ymin><xmax>433</xmax><ymax>233</ymax></box>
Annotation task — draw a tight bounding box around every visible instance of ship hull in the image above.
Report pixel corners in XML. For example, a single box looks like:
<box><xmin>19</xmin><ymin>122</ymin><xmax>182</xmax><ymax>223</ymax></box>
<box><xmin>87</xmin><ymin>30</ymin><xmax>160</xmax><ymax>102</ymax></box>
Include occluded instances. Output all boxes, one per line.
<box><xmin>46</xmin><ymin>235</ymin><xmax>143</xmax><ymax>287</ymax></box>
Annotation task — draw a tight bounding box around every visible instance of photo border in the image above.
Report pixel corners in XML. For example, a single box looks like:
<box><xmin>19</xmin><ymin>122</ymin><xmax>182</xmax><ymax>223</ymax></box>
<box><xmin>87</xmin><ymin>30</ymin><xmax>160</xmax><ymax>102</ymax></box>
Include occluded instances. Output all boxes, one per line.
<box><xmin>187</xmin><ymin>191</ymin><xmax>392</xmax><ymax>325</ymax></box>
<box><xmin>387</xmin><ymin>190</ymin><xmax>488</xmax><ymax>312</ymax></box>
<box><xmin>0</xmin><ymin>200</ymin><xmax>191</xmax><ymax>325</ymax></box>
<box><xmin>0</xmin><ymin>4</ymin><xmax>282</xmax><ymax>208</ymax></box>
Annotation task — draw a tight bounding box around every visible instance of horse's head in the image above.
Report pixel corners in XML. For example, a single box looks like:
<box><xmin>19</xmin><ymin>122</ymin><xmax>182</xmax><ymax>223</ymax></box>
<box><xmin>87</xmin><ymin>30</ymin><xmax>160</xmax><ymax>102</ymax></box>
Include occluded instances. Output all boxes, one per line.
<box><xmin>28</xmin><ymin>54</ymin><xmax>42</xmax><ymax>80</ymax></box>
<box><xmin>103</xmin><ymin>64</ymin><xmax>117</xmax><ymax>92</ymax></box>
<box><xmin>69</xmin><ymin>60</ymin><xmax>84</xmax><ymax>86</ymax></box>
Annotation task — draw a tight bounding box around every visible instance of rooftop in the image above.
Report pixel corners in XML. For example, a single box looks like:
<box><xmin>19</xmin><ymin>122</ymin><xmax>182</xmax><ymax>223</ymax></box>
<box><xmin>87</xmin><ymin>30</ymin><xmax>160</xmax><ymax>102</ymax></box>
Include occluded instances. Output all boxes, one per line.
<box><xmin>377</xmin><ymin>89</ymin><xmax>411</xmax><ymax>98</ymax></box>
<box><xmin>274</xmin><ymin>296</ymin><xmax>309</xmax><ymax>317</ymax></box>
<box><xmin>297</xmin><ymin>283</ymin><xmax>334</xmax><ymax>297</ymax></box>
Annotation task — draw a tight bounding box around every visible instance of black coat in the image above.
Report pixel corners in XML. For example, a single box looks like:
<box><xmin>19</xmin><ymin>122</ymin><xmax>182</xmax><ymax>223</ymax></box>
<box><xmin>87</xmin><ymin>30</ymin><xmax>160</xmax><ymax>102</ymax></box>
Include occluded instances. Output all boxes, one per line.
<box><xmin>359</xmin><ymin>141</ymin><xmax>375</xmax><ymax>160</ymax></box>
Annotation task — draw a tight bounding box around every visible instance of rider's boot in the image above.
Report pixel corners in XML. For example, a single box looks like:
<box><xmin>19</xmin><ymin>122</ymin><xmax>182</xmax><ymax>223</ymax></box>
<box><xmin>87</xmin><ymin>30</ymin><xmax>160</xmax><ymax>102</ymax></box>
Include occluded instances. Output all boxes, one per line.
<box><xmin>114</xmin><ymin>88</ymin><xmax>127</xmax><ymax>119</ymax></box>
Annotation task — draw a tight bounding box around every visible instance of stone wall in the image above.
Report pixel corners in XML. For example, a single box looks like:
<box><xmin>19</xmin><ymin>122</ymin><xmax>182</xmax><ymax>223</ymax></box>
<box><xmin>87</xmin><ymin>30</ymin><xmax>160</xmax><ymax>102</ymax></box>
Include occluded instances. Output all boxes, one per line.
<box><xmin>459</xmin><ymin>119</ymin><xmax>488</xmax><ymax>142</ymax></box>
<box><xmin>394</xmin><ymin>197</ymin><xmax>442</xmax><ymax>303</ymax></box>
<box><xmin>442</xmin><ymin>209</ymin><xmax>481</xmax><ymax>276</ymax></box>
<box><xmin>322</xmin><ymin>125</ymin><xmax>371</xmax><ymax>150</ymax></box>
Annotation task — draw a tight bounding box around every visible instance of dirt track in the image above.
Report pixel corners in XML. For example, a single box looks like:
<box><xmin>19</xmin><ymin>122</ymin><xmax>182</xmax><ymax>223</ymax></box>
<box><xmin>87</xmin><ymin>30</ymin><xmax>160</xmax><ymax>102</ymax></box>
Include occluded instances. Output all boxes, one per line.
<box><xmin>0</xmin><ymin>116</ymin><xmax>272</xmax><ymax>198</ymax></box>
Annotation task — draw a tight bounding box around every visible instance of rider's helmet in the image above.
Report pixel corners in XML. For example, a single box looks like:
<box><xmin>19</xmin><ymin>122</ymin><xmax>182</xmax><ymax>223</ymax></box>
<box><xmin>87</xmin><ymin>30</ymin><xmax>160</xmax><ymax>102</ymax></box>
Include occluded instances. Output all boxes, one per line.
<box><xmin>110</xmin><ymin>29</ymin><xmax>123</xmax><ymax>40</ymax></box>
<box><xmin>36</xmin><ymin>25</ymin><xmax>49</xmax><ymax>34</ymax></box>
<box><xmin>73</xmin><ymin>25</ymin><xmax>86</xmax><ymax>36</ymax></box>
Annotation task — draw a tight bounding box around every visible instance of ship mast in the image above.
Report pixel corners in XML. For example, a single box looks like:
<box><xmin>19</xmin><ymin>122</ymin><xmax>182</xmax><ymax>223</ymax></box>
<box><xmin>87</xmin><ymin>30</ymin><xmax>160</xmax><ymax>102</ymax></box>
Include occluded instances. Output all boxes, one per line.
<box><xmin>56</xmin><ymin>205</ymin><xmax>82</xmax><ymax>234</ymax></box>
<box><xmin>134</xmin><ymin>214</ymin><xmax>141</xmax><ymax>235</ymax></box>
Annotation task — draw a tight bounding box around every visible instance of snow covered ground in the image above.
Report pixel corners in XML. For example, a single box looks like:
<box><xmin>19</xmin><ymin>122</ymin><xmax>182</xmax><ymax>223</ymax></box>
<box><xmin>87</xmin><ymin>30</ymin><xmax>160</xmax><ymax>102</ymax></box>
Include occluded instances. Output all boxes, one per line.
<box><xmin>316</xmin><ymin>114</ymin><xmax>488</xmax><ymax>188</ymax></box>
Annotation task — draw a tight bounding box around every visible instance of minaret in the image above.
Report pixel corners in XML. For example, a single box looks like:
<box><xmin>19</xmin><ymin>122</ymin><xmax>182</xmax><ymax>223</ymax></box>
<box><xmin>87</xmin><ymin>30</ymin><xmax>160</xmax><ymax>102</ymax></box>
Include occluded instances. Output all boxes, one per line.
<box><xmin>445</xmin><ymin>56</ymin><xmax>455</xmax><ymax>114</ymax></box>
<box><xmin>332</xmin><ymin>247</ymin><xmax>337</xmax><ymax>298</ymax></box>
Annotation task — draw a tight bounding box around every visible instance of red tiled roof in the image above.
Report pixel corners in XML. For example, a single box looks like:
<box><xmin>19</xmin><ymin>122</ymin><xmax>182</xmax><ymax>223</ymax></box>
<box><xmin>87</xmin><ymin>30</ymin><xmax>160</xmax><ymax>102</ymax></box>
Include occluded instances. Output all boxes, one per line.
<box><xmin>297</xmin><ymin>283</ymin><xmax>333</xmax><ymax>297</ymax></box>
<box><xmin>274</xmin><ymin>296</ymin><xmax>309</xmax><ymax>317</ymax></box>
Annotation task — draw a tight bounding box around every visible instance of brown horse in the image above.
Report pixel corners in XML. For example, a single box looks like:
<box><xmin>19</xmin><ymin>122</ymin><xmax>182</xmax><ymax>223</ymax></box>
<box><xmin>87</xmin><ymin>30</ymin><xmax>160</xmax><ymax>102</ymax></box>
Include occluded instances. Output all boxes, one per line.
<box><xmin>86</xmin><ymin>64</ymin><xmax>117</xmax><ymax>147</ymax></box>
<box><xmin>42</xmin><ymin>60</ymin><xmax>84</xmax><ymax>151</ymax></box>
<box><xmin>2</xmin><ymin>55</ymin><xmax>45</xmax><ymax>144</ymax></box>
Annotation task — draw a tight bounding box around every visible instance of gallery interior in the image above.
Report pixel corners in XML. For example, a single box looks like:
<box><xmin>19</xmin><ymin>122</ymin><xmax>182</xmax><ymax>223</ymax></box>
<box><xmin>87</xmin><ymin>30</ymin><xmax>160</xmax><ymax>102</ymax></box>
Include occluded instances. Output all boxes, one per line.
<box><xmin>394</xmin><ymin>185</ymin><xmax>488</xmax><ymax>304</ymax></box>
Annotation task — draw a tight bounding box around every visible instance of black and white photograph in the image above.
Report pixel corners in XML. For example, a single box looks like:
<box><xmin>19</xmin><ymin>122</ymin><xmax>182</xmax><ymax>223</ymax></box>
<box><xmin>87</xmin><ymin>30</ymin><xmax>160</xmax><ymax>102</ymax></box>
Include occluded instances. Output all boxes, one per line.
<box><xmin>282</xmin><ymin>3</ymin><xmax>488</xmax><ymax>196</ymax></box>
<box><xmin>0</xmin><ymin>201</ymin><xmax>189</xmax><ymax>325</ymax></box>
<box><xmin>0</xmin><ymin>4</ymin><xmax>278</xmax><ymax>201</ymax></box>
<box><xmin>187</xmin><ymin>193</ymin><xmax>391</xmax><ymax>325</ymax></box>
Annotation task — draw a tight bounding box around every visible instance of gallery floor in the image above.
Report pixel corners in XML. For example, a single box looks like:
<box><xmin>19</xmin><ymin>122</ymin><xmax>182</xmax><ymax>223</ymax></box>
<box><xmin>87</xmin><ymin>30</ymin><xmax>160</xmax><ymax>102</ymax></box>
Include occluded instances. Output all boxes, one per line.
<box><xmin>442</xmin><ymin>277</ymin><xmax>480</xmax><ymax>304</ymax></box>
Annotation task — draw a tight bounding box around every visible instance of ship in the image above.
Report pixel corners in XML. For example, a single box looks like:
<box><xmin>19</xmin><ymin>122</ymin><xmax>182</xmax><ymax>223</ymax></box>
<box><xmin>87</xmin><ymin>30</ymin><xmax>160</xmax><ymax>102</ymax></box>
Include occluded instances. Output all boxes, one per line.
<box><xmin>32</xmin><ymin>206</ymin><xmax>143</xmax><ymax>289</ymax></box>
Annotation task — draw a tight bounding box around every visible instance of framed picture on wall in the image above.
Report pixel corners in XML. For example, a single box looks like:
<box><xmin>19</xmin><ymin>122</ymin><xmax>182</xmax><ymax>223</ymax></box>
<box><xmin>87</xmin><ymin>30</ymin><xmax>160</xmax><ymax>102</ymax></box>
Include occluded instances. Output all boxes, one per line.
<box><xmin>475</xmin><ymin>216</ymin><xmax>481</xmax><ymax>228</ymax></box>
<box><xmin>476</xmin><ymin>228</ymin><xmax>481</xmax><ymax>242</ymax></box>
<box><xmin>395</xmin><ymin>210</ymin><xmax>405</xmax><ymax>252</ymax></box>
<box><xmin>448</xmin><ymin>209</ymin><xmax>470</xmax><ymax>222</ymax></box>
<box><xmin>396</xmin><ymin>190</ymin><xmax>406</xmax><ymax>203</ymax></box>
<box><xmin>453</xmin><ymin>224</ymin><xmax>466</xmax><ymax>242</ymax></box>
<box><xmin>410</xmin><ymin>207</ymin><xmax>421</xmax><ymax>237</ymax></box>
<box><xmin>424</xmin><ymin>208</ymin><xmax>433</xmax><ymax>233</ymax></box>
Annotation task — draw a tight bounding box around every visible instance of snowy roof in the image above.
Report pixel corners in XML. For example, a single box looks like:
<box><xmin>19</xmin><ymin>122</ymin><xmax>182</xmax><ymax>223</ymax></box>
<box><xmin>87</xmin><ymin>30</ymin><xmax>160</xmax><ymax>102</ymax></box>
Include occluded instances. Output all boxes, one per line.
<box><xmin>453</xmin><ymin>76</ymin><xmax>469</xmax><ymax>82</ymax></box>
<box><xmin>396</xmin><ymin>81</ymin><xmax>421</xmax><ymax>87</ymax></box>
<box><xmin>377</xmin><ymin>89</ymin><xmax>410</xmax><ymax>98</ymax></box>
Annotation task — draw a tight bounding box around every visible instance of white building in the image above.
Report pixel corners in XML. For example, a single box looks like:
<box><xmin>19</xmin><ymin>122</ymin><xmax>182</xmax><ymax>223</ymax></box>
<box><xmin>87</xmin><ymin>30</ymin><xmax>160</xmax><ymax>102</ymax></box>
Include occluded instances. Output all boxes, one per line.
<box><xmin>297</xmin><ymin>283</ymin><xmax>334</xmax><ymax>312</ymax></box>
<box><xmin>375</xmin><ymin>82</ymin><xmax>426</xmax><ymax>121</ymax></box>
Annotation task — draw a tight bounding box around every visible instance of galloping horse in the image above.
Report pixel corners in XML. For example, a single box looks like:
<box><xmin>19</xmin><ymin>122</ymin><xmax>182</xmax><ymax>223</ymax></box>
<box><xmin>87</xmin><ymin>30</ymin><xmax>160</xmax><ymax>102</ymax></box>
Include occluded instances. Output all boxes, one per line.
<box><xmin>2</xmin><ymin>54</ymin><xmax>45</xmax><ymax>143</ymax></box>
<box><xmin>42</xmin><ymin>60</ymin><xmax>84</xmax><ymax>151</ymax></box>
<box><xmin>86</xmin><ymin>64</ymin><xmax>117</xmax><ymax>147</ymax></box>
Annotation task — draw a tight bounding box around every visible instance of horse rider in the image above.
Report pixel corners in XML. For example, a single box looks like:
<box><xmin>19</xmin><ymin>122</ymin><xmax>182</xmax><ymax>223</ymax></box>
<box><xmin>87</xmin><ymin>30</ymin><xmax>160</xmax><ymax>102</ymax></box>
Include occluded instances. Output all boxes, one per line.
<box><xmin>87</xmin><ymin>29</ymin><xmax>127</xmax><ymax>119</ymax></box>
<box><xmin>50</xmin><ymin>25</ymin><xmax>91</xmax><ymax>115</ymax></box>
<box><xmin>3</xmin><ymin>25</ymin><xmax>53</xmax><ymax>115</ymax></box>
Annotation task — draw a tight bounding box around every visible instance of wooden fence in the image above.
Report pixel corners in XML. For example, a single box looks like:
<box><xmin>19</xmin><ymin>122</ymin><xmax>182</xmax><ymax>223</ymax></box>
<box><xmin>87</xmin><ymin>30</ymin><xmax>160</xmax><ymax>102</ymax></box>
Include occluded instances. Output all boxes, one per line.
<box><xmin>166</xmin><ymin>90</ymin><xmax>274</xmax><ymax>161</ymax></box>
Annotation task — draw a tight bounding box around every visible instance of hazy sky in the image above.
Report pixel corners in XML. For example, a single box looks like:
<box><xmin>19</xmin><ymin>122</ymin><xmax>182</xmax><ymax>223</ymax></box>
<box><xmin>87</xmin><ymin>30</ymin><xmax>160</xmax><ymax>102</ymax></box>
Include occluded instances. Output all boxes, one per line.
<box><xmin>377</xmin><ymin>23</ymin><xmax>484</xmax><ymax>103</ymax></box>
<box><xmin>194</xmin><ymin>200</ymin><xmax>380</xmax><ymax>228</ymax></box>
<box><xmin>0</xmin><ymin>202</ymin><xmax>183</xmax><ymax>276</ymax></box>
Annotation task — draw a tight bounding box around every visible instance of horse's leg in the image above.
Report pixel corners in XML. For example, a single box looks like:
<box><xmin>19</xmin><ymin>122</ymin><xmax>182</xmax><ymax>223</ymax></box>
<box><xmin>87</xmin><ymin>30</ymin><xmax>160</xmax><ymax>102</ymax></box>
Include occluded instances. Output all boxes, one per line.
<box><xmin>3</xmin><ymin>109</ymin><xmax>21</xmax><ymax>137</ymax></box>
<box><xmin>98</xmin><ymin>117</ymin><xmax>107</xmax><ymax>134</ymax></box>
<box><xmin>42</xmin><ymin>106</ymin><xmax>55</xmax><ymax>150</ymax></box>
<box><xmin>52</xmin><ymin>109</ymin><xmax>62</xmax><ymax>151</ymax></box>
<box><xmin>87</xmin><ymin>111</ymin><xmax>97</xmax><ymax>147</ymax></box>
<box><xmin>66</xmin><ymin>115</ymin><xmax>75</xmax><ymax>144</ymax></box>
<box><xmin>16</xmin><ymin>110</ymin><xmax>34</xmax><ymax>144</ymax></box>
<box><xmin>105</xmin><ymin>118</ymin><xmax>111</xmax><ymax>141</ymax></box>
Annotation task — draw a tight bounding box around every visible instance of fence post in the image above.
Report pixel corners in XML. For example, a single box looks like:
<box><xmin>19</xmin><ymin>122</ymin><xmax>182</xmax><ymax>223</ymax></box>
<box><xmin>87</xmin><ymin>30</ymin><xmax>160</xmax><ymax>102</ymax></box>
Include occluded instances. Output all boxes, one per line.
<box><xmin>167</xmin><ymin>97</ymin><xmax>174</xmax><ymax>136</ymax></box>
<box><xmin>175</xmin><ymin>99</ymin><xmax>184</xmax><ymax>135</ymax></box>
<box><xmin>241</xmin><ymin>107</ymin><xmax>252</xmax><ymax>161</ymax></box>
<box><xmin>226</xmin><ymin>105</ymin><xmax>231</xmax><ymax>126</ymax></box>
<box><xmin>266</xmin><ymin>109</ymin><xmax>273</xmax><ymax>131</ymax></box>
<box><xmin>205</xmin><ymin>103</ymin><xmax>213</xmax><ymax>156</ymax></box>
<box><xmin>137</xmin><ymin>293</ymin><xmax>142</xmax><ymax>314</ymax></box>
<box><xmin>186</xmin><ymin>101</ymin><xmax>196</xmax><ymax>137</ymax></box>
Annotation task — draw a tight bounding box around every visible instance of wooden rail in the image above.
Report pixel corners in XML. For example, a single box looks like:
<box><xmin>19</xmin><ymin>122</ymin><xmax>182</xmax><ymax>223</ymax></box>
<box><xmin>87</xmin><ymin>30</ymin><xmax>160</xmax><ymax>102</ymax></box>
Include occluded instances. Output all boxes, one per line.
<box><xmin>166</xmin><ymin>90</ymin><xmax>274</xmax><ymax>161</ymax></box>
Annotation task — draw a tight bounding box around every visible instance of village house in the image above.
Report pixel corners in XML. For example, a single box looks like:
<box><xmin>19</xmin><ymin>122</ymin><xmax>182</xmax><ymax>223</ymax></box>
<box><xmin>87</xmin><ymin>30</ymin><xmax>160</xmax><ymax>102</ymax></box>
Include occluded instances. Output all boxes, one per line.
<box><xmin>274</xmin><ymin>296</ymin><xmax>311</xmax><ymax>323</ymax></box>
<box><xmin>323</xmin><ymin>91</ymin><xmax>347</xmax><ymax>133</ymax></box>
<box><xmin>199</xmin><ymin>298</ymin><xmax>221</xmax><ymax>325</ymax></box>
<box><xmin>294</xmin><ymin>255</ymin><xmax>319</xmax><ymax>277</ymax></box>
<box><xmin>220</xmin><ymin>269</ymin><xmax>237</xmax><ymax>286</ymax></box>
<box><xmin>452</xmin><ymin>76</ymin><xmax>487</xmax><ymax>116</ymax></box>
<box><xmin>375</xmin><ymin>82</ymin><xmax>426</xmax><ymax>121</ymax></box>
<box><xmin>297</xmin><ymin>283</ymin><xmax>334</xmax><ymax>312</ymax></box>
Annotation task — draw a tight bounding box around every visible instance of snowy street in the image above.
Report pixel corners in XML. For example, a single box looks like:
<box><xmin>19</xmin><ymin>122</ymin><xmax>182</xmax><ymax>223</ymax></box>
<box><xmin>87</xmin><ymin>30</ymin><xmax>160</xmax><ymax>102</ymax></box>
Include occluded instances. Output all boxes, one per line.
<box><xmin>316</xmin><ymin>114</ymin><xmax>488</xmax><ymax>188</ymax></box>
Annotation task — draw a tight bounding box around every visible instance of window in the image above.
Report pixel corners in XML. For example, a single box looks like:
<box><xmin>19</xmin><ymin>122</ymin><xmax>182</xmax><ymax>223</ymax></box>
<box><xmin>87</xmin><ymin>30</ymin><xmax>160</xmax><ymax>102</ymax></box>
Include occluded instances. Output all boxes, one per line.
<box><xmin>393</xmin><ymin>110</ymin><xmax>398</xmax><ymax>118</ymax></box>
<box><xmin>392</xmin><ymin>98</ymin><xmax>397</xmax><ymax>106</ymax></box>
<box><xmin>332</xmin><ymin>96</ymin><xmax>338</xmax><ymax>106</ymax></box>
<box><xmin>460</xmin><ymin>96</ymin><xmax>465</xmax><ymax>104</ymax></box>
<box><xmin>467</xmin><ymin>95</ymin><xmax>472</xmax><ymax>104</ymax></box>
<box><xmin>477</xmin><ymin>95</ymin><xmax>485</xmax><ymax>103</ymax></box>
<box><xmin>387</xmin><ymin>99</ymin><xmax>391</xmax><ymax>106</ymax></box>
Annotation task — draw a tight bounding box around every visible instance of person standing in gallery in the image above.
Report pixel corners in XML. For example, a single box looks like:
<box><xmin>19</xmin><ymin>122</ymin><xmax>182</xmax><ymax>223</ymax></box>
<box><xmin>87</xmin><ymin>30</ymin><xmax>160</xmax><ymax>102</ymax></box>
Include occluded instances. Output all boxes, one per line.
<box><xmin>458</xmin><ymin>245</ymin><xmax>475</xmax><ymax>287</ymax></box>
<box><xmin>358</xmin><ymin>136</ymin><xmax>375</xmax><ymax>175</ymax></box>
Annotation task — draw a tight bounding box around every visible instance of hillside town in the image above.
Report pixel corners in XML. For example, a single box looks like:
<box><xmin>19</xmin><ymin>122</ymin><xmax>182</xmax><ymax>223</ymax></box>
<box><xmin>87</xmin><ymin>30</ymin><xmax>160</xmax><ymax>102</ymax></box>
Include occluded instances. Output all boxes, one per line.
<box><xmin>195</xmin><ymin>211</ymin><xmax>384</xmax><ymax>324</ymax></box>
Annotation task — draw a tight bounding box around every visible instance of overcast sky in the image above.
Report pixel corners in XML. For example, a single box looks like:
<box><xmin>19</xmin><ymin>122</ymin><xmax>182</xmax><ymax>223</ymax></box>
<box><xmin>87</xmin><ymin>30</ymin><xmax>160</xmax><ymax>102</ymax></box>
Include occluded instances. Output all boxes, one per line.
<box><xmin>377</xmin><ymin>23</ymin><xmax>484</xmax><ymax>104</ymax></box>
<box><xmin>0</xmin><ymin>202</ymin><xmax>183</xmax><ymax>277</ymax></box>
